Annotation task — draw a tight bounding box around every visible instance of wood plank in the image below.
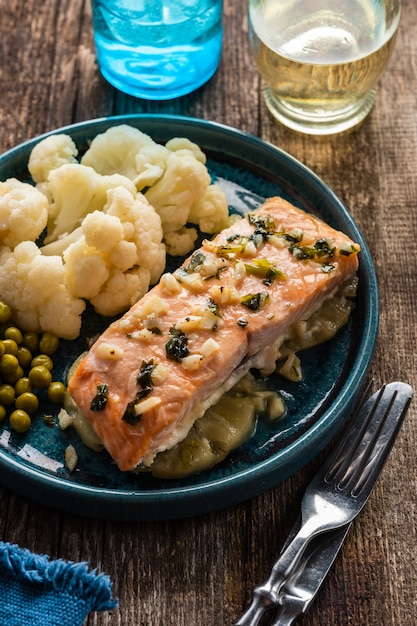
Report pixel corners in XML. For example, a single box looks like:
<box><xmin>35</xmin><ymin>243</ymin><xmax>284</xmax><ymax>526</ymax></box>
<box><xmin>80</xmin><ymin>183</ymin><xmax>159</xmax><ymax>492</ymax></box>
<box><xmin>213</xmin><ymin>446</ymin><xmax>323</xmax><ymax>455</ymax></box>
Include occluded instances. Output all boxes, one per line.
<box><xmin>0</xmin><ymin>1</ymin><xmax>416</xmax><ymax>624</ymax></box>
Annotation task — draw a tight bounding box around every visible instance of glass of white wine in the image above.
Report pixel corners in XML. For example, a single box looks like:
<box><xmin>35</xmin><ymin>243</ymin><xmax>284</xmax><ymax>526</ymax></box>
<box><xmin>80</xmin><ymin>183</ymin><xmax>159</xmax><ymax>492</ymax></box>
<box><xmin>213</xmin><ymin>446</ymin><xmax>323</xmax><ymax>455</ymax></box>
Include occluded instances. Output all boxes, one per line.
<box><xmin>248</xmin><ymin>0</ymin><xmax>401</xmax><ymax>135</ymax></box>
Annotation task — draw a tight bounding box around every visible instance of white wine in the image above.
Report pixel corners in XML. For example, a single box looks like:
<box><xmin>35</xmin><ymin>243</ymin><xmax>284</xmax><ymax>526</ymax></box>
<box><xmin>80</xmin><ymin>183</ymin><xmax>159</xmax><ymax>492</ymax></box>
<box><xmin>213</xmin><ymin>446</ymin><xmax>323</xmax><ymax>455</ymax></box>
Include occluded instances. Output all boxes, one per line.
<box><xmin>248</xmin><ymin>0</ymin><xmax>400</xmax><ymax>134</ymax></box>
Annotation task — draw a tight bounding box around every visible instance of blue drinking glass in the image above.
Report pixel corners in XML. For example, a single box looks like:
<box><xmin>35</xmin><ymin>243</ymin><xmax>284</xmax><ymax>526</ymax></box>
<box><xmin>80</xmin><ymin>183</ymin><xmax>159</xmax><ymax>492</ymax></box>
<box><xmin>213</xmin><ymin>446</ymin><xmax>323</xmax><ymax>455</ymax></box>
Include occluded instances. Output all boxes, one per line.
<box><xmin>91</xmin><ymin>0</ymin><xmax>224</xmax><ymax>100</ymax></box>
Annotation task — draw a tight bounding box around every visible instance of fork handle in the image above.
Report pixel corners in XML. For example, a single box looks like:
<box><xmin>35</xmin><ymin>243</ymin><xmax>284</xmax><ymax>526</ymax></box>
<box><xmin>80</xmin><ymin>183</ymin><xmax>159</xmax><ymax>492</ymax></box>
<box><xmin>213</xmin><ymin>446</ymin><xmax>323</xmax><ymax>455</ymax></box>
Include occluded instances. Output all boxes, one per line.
<box><xmin>268</xmin><ymin>598</ymin><xmax>302</xmax><ymax>626</ymax></box>
<box><xmin>234</xmin><ymin>516</ymin><xmax>324</xmax><ymax>626</ymax></box>
<box><xmin>236</xmin><ymin>598</ymin><xmax>301</xmax><ymax>626</ymax></box>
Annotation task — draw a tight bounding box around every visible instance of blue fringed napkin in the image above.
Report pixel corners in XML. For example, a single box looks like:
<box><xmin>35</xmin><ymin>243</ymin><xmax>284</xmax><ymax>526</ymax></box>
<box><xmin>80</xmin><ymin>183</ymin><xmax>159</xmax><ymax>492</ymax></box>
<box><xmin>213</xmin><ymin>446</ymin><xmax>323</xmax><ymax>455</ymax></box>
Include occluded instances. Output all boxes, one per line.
<box><xmin>0</xmin><ymin>541</ymin><xmax>118</xmax><ymax>626</ymax></box>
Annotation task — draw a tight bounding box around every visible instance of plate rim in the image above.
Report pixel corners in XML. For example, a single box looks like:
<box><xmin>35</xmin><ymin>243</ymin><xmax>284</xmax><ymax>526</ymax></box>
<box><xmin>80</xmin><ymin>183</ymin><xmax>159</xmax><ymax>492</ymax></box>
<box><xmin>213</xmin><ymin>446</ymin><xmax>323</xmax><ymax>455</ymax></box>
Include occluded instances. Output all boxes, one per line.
<box><xmin>0</xmin><ymin>114</ymin><xmax>379</xmax><ymax>520</ymax></box>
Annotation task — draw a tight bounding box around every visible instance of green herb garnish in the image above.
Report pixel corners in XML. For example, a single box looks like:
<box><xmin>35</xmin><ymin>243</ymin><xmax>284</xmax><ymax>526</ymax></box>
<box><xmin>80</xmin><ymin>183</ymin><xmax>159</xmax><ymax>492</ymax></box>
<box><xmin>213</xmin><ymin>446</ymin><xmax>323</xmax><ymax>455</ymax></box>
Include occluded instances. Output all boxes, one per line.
<box><xmin>289</xmin><ymin>244</ymin><xmax>316</xmax><ymax>260</ymax></box>
<box><xmin>247</xmin><ymin>213</ymin><xmax>277</xmax><ymax>240</ymax></box>
<box><xmin>90</xmin><ymin>384</ymin><xmax>109</xmax><ymax>411</ymax></box>
<box><xmin>314</xmin><ymin>238</ymin><xmax>336</xmax><ymax>258</ymax></box>
<box><xmin>216</xmin><ymin>240</ymin><xmax>249</xmax><ymax>257</ymax></box>
<box><xmin>165</xmin><ymin>327</ymin><xmax>190</xmax><ymax>362</ymax></box>
<box><xmin>241</xmin><ymin>292</ymin><xmax>270</xmax><ymax>311</ymax></box>
<box><xmin>183</xmin><ymin>250</ymin><xmax>206</xmax><ymax>273</ymax></box>
<box><xmin>244</xmin><ymin>259</ymin><xmax>286</xmax><ymax>285</ymax></box>
<box><xmin>340</xmin><ymin>244</ymin><xmax>359</xmax><ymax>256</ymax></box>
<box><xmin>149</xmin><ymin>327</ymin><xmax>163</xmax><ymax>335</ymax></box>
<box><xmin>207</xmin><ymin>297</ymin><xmax>221</xmax><ymax>318</ymax></box>
<box><xmin>290</xmin><ymin>237</ymin><xmax>336</xmax><ymax>261</ymax></box>
<box><xmin>136</xmin><ymin>359</ymin><xmax>156</xmax><ymax>398</ymax></box>
<box><xmin>122</xmin><ymin>400</ymin><xmax>141</xmax><ymax>425</ymax></box>
<box><xmin>279</xmin><ymin>229</ymin><xmax>304</xmax><ymax>243</ymax></box>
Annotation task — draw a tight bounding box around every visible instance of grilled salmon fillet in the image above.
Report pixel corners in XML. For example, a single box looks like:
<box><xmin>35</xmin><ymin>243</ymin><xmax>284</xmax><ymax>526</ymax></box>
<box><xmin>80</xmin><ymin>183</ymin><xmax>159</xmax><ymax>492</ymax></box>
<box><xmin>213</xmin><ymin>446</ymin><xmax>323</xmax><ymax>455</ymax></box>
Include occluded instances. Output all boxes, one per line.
<box><xmin>68</xmin><ymin>197</ymin><xmax>360</xmax><ymax>471</ymax></box>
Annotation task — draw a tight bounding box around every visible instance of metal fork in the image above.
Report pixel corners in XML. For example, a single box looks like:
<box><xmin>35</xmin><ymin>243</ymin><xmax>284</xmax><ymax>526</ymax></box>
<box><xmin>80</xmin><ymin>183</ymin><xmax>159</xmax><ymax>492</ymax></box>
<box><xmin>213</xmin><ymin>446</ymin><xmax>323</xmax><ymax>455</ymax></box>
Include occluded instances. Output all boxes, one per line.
<box><xmin>235</xmin><ymin>381</ymin><xmax>413</xmax><ymax>626</ymax></box>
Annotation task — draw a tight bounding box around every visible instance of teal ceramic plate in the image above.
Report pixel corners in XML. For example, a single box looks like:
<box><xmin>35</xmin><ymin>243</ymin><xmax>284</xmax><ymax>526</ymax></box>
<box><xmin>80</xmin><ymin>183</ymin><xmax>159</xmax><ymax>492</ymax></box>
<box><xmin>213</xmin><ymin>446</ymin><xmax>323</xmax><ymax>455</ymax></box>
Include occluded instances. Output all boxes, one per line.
<box><xmin>0</xmin><ymin>115</ymin><xmax>378</xmax><ymax>521</ymax></box>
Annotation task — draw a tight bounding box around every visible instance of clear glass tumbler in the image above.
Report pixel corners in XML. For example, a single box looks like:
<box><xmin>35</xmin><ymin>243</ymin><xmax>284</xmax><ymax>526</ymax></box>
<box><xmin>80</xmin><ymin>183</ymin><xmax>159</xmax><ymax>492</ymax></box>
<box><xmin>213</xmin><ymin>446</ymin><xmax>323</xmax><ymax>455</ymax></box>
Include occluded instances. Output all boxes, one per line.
<box><xmin>248</xmin><ymin>0</ymin><xmax>401</xmax><ymax>134</ymax></box>
<box><xmin>91</xmin><ymin>0</ymin><xmax>224</xmax><ymax>100</ymax></box>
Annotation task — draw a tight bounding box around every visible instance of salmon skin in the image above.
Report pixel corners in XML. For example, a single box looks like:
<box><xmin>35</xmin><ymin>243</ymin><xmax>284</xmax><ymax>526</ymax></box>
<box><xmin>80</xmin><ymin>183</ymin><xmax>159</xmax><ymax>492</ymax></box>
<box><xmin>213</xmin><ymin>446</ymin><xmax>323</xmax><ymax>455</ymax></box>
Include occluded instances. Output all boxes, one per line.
<box><xmin>68</xmin><ymin>197</ymin><xmax>360</xmax><ymax>472</ymax></box>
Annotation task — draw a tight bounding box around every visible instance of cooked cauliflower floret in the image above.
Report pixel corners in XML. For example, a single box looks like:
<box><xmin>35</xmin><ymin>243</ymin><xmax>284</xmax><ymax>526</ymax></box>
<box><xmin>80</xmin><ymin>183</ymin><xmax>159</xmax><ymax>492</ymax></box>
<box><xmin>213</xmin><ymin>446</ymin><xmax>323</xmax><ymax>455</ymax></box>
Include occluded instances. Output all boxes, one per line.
<box><xmin>130</xmin><ymin>143</ymin><xmax>170</xmax><ymax>191</ymax></box>
<box><xmin>105</xmin><ymin>186</ymin><xmax>165</xmax><ymax>285</ymax></box>
<box><xmin>90</xmin><ymin>268</ymin><xmax>152</xmax><ymax>318</ymax></box>
<box><xmin>0</xmin><ymin>242</ymin><xmax>85</xmax><ymax>339</ymax></box>
<box><xmin>63</xmin><ymin>186</ymin><xmax>165</xmax><ymax>316</ymax></box>
<box><xmin>145</xmin><ymin>152</ymin><xmax>211</xmax><ymax>234</ymax></box>
<box><xmin>188</xmin><ymin>183</ymin><xmax>230</xmax><ymax>234</ymax></box>
<box><xmin>0</xmin><ymin>178</ymin><xmax>49</xmax><ymax>248</ymax></box>
<box><xmin>81</xmin><ymin>124</ymin><xmax>169</xmax><ymax>191</ymax></box>
<box><xmin>28</xmin><ymin>134</ymin><xmax>79</xmax><ymax>184</ymax></box>
<box><xmin>80</xmin><ymin>124</ymin><xmax>230</xmax><ymax>253</ymax></box>
<box><xmin>0</xmin><ymin>124</ymin><xmax>231</xmax><ymax>339</ymax></box>
<box><xmin>165</xmin><ymin>137</ymin><xmax>207</xmax><ymax>163</ymax></box>
<box><xmin>164</xmin><ymin>226</ymin><xmax>198</xmax><ymax>257</ymax></box>
<box><xmin>63</xmin><ymin>238</ymin><xmax>110</xmax><ymax>300</ymax></box>
<box><xmin>43</xmin><ymin>163</ymin><xmax>137</xmax><ymax>242</ymax></box>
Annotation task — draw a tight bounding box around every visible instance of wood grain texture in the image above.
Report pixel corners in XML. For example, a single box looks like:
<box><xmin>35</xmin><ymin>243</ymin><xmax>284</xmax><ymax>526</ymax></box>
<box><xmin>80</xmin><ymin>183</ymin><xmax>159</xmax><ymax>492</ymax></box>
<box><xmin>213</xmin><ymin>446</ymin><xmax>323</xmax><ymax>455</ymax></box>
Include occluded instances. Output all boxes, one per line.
<box><xmin>0</xmin><ymin>0</ymin><xmax>416</xmax><ymax>624</ymax></box>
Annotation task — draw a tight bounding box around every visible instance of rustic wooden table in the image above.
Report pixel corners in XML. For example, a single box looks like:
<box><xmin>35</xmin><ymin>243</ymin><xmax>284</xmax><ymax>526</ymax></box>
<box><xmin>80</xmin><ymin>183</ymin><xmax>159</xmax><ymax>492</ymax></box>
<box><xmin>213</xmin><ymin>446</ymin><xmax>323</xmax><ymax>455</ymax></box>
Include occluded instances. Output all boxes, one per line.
<box><xmin>1</xmin><ymin>1</ymin><xmax>416</xmax><ymax>625</ymax></box>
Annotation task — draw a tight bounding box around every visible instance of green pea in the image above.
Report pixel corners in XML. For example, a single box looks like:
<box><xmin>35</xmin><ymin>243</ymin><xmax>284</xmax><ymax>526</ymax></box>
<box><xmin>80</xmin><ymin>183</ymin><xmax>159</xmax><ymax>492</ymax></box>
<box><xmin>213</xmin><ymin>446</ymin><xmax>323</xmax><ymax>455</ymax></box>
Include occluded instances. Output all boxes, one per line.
<box><xmin>22</xmin><ymin>332</ymin><xmax>39</xmax><ymax>353</ymax></box>
<box><xmin>0</xmin><ymin>405</ymin><xmax>6</xmax><ymax>422</ymax></box>
<box><xmin>9</xmin><ymin>409</ymin><xmax>31</xmax><ymax>433</ymax></box>
<box><xmin>15</xmin><ymin>377</ymin><xmax>32</xmax><ymax>396</ymax></box>
<box><xmin>39</xmin><ymin>332</ymin><xmax>59</xmax><ymax>355</ymax></box>
<box><xmin>0</xmin><ymin>301</ymin><xmax>12</xmax><ymax>324</ymax></box>
<box><xmin>0</xmin><ymin>343</ymin><xmax>4</xmax><ymax>359</ymax></box>
<box><xmin>0</xmin><ymin>353</ymin><xmax>19</xmax><ymax>375</ymax></box>
<box><xmin>28</xmin><ymin>365</ymin><xmax>52</xmax><ymax>388</ymax></box>
<box><xmin>2</xmin><ymin>339</ymin><xmax>18</xmax><ymax>356</ymax></box>
<box><xmin>15</xmin><ymin>392</ymin><xmax>39</xmax><ymax>414</ymax></box>
<box><xmin>17</xmin><ymin>346</ymin><xmax>33</xmax><ymax>369</ymax></box>
<box><xmin>31</xmin><ymin>354</ymin><xmax>53</xmax><ymax>371</ymax></box>
<box><xmin>47</xmin><ymin>381</ymin><xmax>66</xmax><ymax>404</ymax></box>
<box><xmin>4</xmin><ymin>326</ymin><xmax>23</xmax><ymax>345</ymax></box>
<box><xmin>3</xmin><ymin>365</ymin><xmax>24</xmax><ymax>385</ymax></box>
<box><xmin>0</xmin><ymin>383</ymin><xmax>15</xmax><ymax>406</ymax></box>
